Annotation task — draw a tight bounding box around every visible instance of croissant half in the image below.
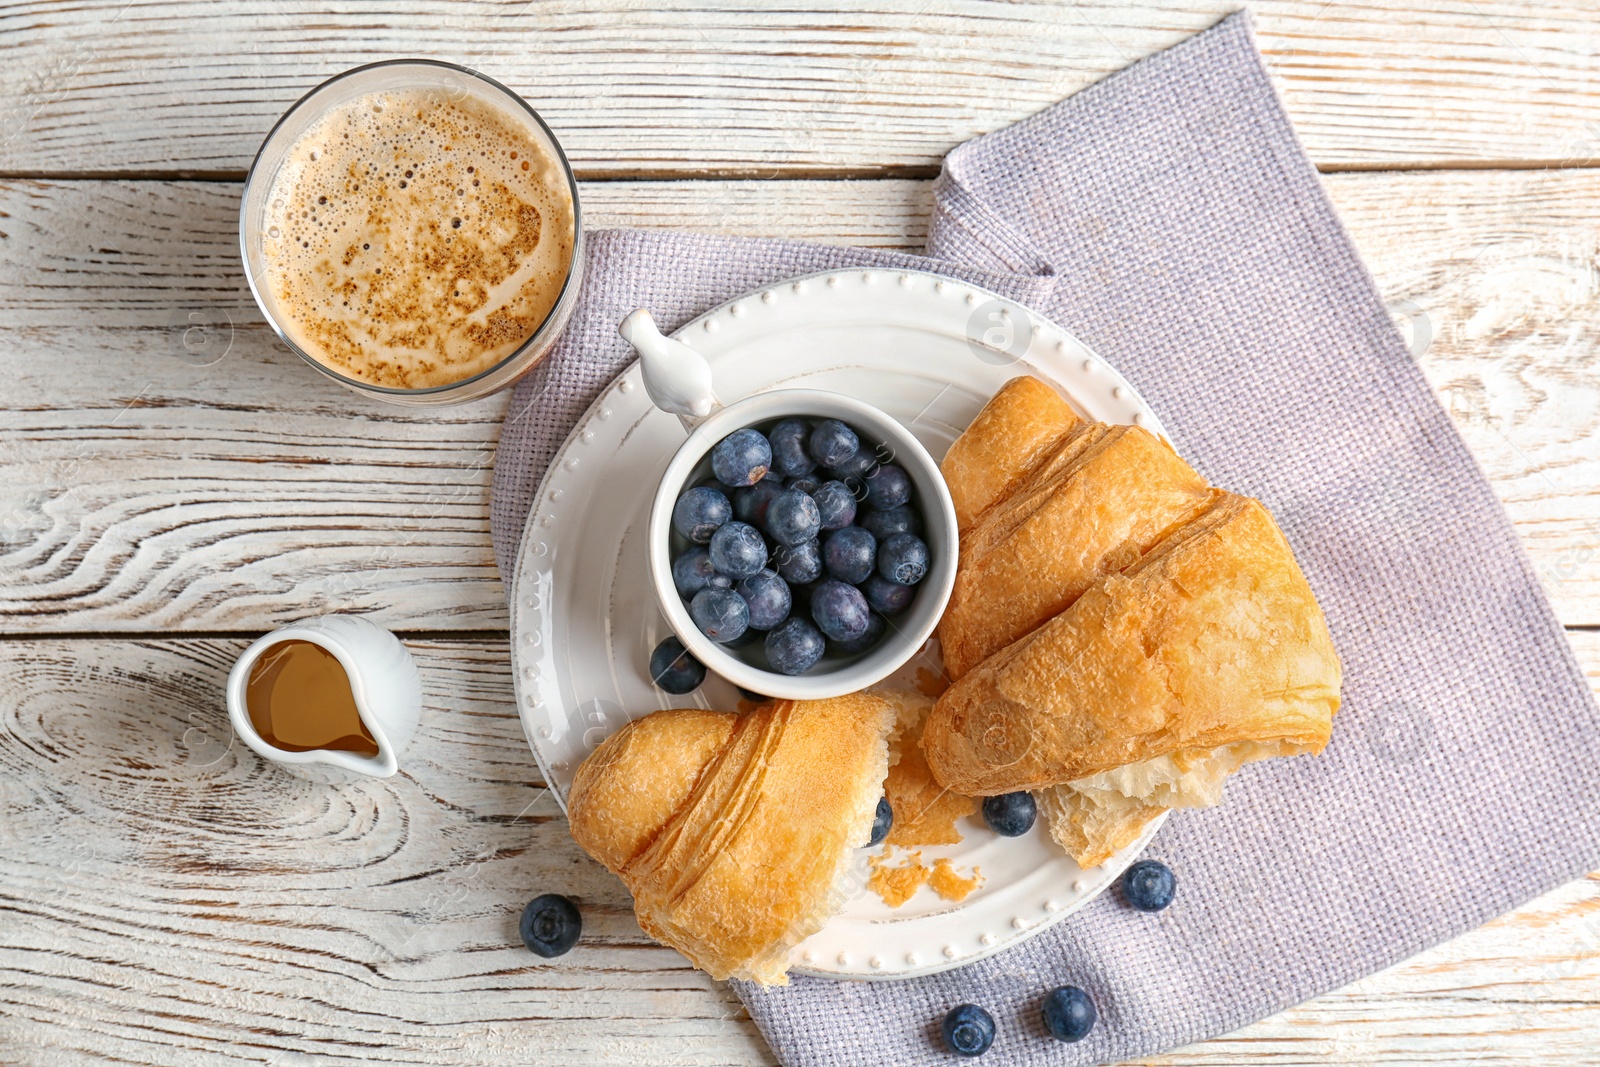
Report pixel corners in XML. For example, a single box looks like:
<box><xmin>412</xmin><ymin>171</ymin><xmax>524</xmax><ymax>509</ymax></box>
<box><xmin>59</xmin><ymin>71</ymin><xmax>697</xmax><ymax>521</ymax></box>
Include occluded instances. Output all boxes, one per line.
<box><xmin>926</xmin><ymin>377</ymin><xmax>1341</xmax><ymax>866</ymax></box>
<box><xmin>567</xmin><ymin>694</ymin><xmax>894</xmax><ymax>985</ymax></box>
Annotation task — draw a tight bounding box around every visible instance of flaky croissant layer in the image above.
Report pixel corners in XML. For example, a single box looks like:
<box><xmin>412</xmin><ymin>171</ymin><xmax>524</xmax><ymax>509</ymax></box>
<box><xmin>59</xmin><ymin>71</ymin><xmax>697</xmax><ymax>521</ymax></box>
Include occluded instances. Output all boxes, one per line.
<box><xmin>567</xmin><ymin>694</ymin><xmax>894</xmax><ymax>985</ymax></box>
<box><xmin>924</xmin><ymin>492</ymin><xmax>1340</xmax><ymax>795</ymax></box>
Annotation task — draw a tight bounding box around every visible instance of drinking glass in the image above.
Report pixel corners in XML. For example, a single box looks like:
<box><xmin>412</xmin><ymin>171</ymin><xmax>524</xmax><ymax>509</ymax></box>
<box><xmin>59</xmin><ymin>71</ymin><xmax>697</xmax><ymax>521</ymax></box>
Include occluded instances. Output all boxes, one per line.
<box><xmin>239</xmin><ymin>60</ymin><xmax>584</xmax><ymax>406</ymax></box>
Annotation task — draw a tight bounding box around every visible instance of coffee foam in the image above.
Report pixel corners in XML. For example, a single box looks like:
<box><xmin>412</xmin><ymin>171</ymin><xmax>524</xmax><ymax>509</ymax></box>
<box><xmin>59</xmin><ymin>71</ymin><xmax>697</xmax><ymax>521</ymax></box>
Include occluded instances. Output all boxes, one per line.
<box><xmin>260</xmin><ymin>87</ymin><xmax>575</xmax><ymax>389</ymax></box>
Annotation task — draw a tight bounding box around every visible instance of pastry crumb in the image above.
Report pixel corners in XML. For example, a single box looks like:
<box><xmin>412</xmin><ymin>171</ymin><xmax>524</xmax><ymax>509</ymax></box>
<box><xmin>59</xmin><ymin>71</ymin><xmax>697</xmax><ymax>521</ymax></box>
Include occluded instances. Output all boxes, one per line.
<box><xmin>929</xmin><ymin>857</ymin><xmax>982</xmax><ymax>902</ymax></box>
<box><xmin>867</xmin><ymin>850</ymin><xmax>983</xmax><ymax>907</ymax></box>
<box><xmin>868</xmin><ymin>850</ymin><xmax>930</xmax><ymax>908</ymax></box>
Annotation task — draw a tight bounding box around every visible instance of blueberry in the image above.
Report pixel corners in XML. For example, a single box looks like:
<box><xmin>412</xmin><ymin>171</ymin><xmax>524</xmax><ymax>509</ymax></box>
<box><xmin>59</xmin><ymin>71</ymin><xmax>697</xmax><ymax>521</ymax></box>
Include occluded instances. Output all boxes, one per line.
<box><xmin>982</xmin><ymin>792</ymin><xmax>1036</xmax><ymax>836</ymax></box>
<box><xmin>1121</xmin><ymin>859</ymin><xmax>1175</xmax><ymax>912</ymax></box>
<box><xmin>737</xmin><ymin>686</ymin><xmax>771</xmax><ymax>703</ymax></box>
<box><xmin>878</xmin><ymin>532</ymin><xmax>930</xmax><ymax>586</ymax></box>
<box><xmin>787</xmin><ymin>473</ymin><xmax>821</xmax><ymax>496</ymax></box>
<box><xmin>862</xmin><ymin>573</ymin><xmax>915</xmax><ymax>616</ymax></box>
<box><xmin>822</xmin><ymin>526</ymin><xmax>876</xmax><ymax>585</ymax></box>
<box><xmin>808</xmin><ymin>419</ymin><xmax>859</xmax><ymax>468</ymax></box>
<box><xmin>831</xmin><ymin>609</ymin><xmax>885</xmax><ymax>655</ymax></box>
<box><xmin>773</xmin><ymin>538</ymin><xmax>823</xmax><ymax>585</ymax></box>
<box><xmin>711</xmin><ymin>428</ymin><xmax>772</xmax><ymax>487</ymax></box>
<box><xmin>672</xmin><ymin>547</ymin><xmax>731</xmax><ymax>598</ymax></box>
<box><xmin>941</xmin><ymin>1004</ymin><xmax>995</xmax><ymax>1057</ymax></box>
<box><xmin>767</xmin><ymin>418</ymin><xmax>816</xmax><ymax>476</ymax></box>
<box><xmin>735</xmin><ymin>569</ymin><xmax>791</xmax><ymax>631</ymax></box>
<box><xmin>810</xmin><ymin>480</ymin><xmax>857</xmax><ymax>531</ymax></box>
<box><xmin>810</xmin><ymin>579</ymin><xmax>870</xmax><ymax>642</ymax></box>
<box><xmin>858</xmin><ymin>504</ymin><xmax>923</xmax><ymax>542</ymax></box>
<box><xmin>827</xmin><ymin>447</ymin><xmax>879</xmax><ymax>488</ymax></box>
<box><xmin>671</xmin><ymin>486</ymin><xmax>731</xmax><ymax>544</ymax></box>
<box><xmin>708</xmin><ymin>521</ymin><xmax>768</xmax><ymax>580</ymax></box>
<box><xmin>733</xmin><ymin>480</ymin><xmax>783</xmax><ymax>526</ymax></box>
<box><xmin>765</xmin><ymin>617</ymin><xmax>826</xmax><ymax>675</ymax></box>
<box><xmin>689</xmin><ymin>586</ymin><xmax>749</xmax><ymax>643</ymax></box>
<box><xmin>1041</xmin><ymin>986</ymin><xmax>1096</xmax><ymax>1043</ymax></box>
<box><xmin>862</xmin><ymin>464</ymin><xmax>912</xmax><ymax>510</ymax></box>
<box><xmin>520</xmin><ymin>894</ymin><xmax>581</xmax><ymax>958</ymax></box>
<box><xmin>650</xmin><ymin>636</ymin><xmax>706</xmax><ymax>693</ymax></box>
<box><xmin>866</xmin><ymin>796</ymin><xmax>893</xmax><ymax>847</ymax></box>
<box><xmin>764</xmin><ymin>489</ymin><xmax>821</xmax><ymax>547</ymax></box>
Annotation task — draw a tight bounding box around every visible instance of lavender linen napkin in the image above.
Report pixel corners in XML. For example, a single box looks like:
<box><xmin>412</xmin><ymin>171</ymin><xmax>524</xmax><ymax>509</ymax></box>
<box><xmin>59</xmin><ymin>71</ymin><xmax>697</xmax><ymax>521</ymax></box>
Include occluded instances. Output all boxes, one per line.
<box><xmin>490</xmin><ymin>11</ymin><xmax>1600</xmax><ymax>1065</ymax></box>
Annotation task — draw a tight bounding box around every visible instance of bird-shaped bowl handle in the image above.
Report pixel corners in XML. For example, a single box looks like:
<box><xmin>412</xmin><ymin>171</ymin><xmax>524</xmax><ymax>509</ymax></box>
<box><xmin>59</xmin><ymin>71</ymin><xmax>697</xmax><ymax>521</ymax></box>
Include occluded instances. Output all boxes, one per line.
<box><xmin>619</xmin><ymin>309</ymin><xmax>724</xmax><ymax>432</ymax></box>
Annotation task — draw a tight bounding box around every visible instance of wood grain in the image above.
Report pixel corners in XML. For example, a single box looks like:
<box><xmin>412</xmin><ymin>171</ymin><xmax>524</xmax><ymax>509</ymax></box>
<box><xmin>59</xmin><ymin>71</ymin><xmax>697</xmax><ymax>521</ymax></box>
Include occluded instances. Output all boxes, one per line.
<box><xmin>6</xmin><ymin>3</ymin><xmax>1600</xmax><ymax>1063</ymax></box>
<box><xmin>1324</xmin><ymin>169</ymin><xmax>1600</xmax><ymax>623</ymax></box>
<box><xmin>0</xmin><ymin>637</ymin><xmax>769</xmax><ymax>1066</ymax></box>
<box><xmin>2</xmin><ymin>172</ymin><xmax>1599</xmax><ymax>633</ymax></box>
<box><xmin>3</xmin><ymin>1</ymin><xmax>1600</xmax><ymax>177</ymax></box>
<box><xmin>1</xmin><ymin>633</ymin><xmax>1596</xmax><ymax>1065</ymax></box>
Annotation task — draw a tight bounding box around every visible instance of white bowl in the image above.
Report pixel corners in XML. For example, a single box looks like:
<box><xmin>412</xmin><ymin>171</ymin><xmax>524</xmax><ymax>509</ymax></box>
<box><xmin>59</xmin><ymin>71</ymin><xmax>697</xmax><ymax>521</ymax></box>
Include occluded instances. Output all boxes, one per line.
<box><xmin>647</xmin><ymin>389</ymin><xmax>958</xmax><ymax>701</ymax></box>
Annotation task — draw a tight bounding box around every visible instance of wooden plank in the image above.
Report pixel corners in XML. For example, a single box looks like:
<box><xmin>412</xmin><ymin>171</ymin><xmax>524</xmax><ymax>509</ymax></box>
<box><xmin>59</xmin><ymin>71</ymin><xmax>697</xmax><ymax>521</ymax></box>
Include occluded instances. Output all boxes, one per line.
<box><xmin>0</xmin><ymin>178</ymin><xmax>929</xmax><ymax>633</ymax></box>
<box><xmin>0</xmin><ymin>636</ymin><xmax>771</xmax><ymax>1066</ymax></box>
<box><xmin>2</xmin><ymin>1</ymin><xmax>1600</xmax><ymax>177</ymax></box>
<box><xmin>0</xmin><ymin>633</ymin><xmax>1596</xmax><ymax>1065</ymax></box>
<box><xmin>1324</xmin><ymin>169</ymin><xmax>1600</xmax><ymax>612</ymax></box>
<box><xmin>2</xmin><ymin>171</ymin><xmax>1599</xmax><ymax>632</ymax></box>
<box><xmin>0</xmin><ymin>178</ymin><xmax>932</xmax><ymax>329</ymax></box>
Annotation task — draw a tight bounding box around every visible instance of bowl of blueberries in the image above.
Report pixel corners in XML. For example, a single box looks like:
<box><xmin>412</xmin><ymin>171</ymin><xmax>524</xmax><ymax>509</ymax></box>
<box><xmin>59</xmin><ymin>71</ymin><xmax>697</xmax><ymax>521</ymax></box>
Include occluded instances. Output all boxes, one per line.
<box><xmin>646</xmin><ymin>387</ymin><xmax>958</xmax><ymax>701</ymax></box>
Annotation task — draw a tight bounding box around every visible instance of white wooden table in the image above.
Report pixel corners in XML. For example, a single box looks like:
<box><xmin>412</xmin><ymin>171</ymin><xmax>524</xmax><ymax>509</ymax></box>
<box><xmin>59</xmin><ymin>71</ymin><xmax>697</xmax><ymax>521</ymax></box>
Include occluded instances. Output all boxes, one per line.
<box><xmin>2</xmin><ymin>2</ymin><xmax>1598</xmax><ymax>1063</ymax></box>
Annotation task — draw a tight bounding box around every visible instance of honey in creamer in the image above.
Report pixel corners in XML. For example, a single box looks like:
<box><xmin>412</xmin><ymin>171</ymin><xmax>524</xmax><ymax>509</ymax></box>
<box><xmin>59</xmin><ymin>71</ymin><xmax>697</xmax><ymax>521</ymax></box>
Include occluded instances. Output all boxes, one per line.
<box><xmin>245</xmin><ymin>640</ymin><xmax>380</xmax><ymax>757</ymax></box>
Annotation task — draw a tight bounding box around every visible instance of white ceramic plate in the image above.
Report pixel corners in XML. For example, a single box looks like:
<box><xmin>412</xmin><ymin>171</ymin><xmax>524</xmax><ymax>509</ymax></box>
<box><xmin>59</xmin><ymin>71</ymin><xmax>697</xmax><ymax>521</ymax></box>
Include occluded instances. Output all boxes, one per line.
<box><xmin>509</xmin><ymin>268</ymin><xmax>1169</xmax><ymax>980</ymax></box>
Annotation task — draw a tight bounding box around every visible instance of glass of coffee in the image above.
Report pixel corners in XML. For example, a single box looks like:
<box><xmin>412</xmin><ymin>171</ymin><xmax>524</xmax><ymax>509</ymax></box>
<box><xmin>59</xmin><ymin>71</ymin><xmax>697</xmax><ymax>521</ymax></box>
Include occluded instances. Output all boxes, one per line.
<box><xmin>240</xmin><ymin>60</ymin><xmax>583</xmax><ymax>405</ymax></box>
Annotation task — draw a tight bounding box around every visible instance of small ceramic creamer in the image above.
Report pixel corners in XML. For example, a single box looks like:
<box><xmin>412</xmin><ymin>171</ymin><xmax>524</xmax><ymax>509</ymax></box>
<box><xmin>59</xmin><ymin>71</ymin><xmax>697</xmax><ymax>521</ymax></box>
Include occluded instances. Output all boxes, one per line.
<box><xmin>226</xmin><ymin>615</ymin><xmax>422</xmax><ymax>782</ymax></box>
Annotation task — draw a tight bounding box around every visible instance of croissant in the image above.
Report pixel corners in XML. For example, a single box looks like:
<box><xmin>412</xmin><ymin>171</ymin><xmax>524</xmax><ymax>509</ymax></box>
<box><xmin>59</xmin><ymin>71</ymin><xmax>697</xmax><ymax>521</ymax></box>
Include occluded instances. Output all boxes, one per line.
<box><xmin>567</xmin><ymin>694</ymin><xmax>894</xmax><ymax>985</ymax></box>
<box><xmin>925</xmin><ymin>378</ymin><xmax>1341</xmax><ymax>866</ymax></box>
